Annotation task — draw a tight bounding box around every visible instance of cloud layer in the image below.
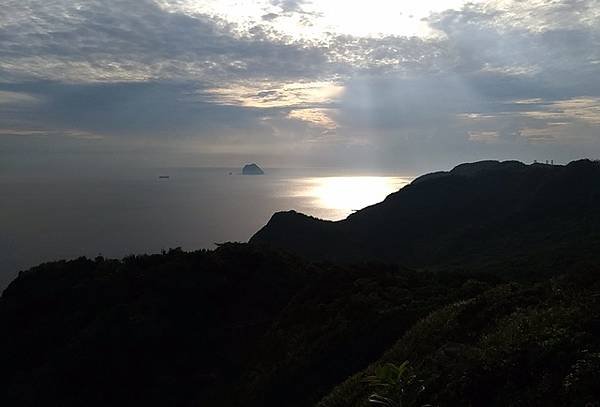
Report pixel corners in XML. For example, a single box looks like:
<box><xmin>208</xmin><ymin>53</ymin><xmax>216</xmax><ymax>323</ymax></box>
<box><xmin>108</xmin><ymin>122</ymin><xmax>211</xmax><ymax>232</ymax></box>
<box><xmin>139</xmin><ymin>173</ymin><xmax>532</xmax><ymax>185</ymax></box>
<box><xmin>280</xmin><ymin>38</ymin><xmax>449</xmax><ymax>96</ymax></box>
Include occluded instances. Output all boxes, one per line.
<box><xmin>1</xmin><ymin>0</ymin><xmax>600</xmax><ymax>171</ymax></box>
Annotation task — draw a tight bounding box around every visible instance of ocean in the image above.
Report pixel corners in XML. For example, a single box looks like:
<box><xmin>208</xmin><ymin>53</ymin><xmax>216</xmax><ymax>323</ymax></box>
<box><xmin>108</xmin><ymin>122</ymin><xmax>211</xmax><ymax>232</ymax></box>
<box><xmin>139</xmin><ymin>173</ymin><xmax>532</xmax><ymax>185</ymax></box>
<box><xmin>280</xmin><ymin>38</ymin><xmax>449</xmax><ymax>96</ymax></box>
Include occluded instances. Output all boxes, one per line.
<box><xmin>0</xmin><ymin>167</ymin><xmax>412</xmax><ymax>289</ymax></box>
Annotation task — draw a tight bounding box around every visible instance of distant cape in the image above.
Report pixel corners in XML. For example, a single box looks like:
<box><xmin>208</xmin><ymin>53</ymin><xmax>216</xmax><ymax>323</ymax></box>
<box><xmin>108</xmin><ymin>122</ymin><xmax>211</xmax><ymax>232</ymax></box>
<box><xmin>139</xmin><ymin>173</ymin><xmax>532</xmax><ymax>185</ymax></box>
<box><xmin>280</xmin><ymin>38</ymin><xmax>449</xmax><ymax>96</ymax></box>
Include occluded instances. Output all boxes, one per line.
<box><xmin>250</xmin><ymin>159</ymin><xmax>600</xmax><ymax>272</ymax></box>
<box><xmin>242</xmin><ymin>163</ymin><xmax>264</xmax><ymax>175</ymax></box>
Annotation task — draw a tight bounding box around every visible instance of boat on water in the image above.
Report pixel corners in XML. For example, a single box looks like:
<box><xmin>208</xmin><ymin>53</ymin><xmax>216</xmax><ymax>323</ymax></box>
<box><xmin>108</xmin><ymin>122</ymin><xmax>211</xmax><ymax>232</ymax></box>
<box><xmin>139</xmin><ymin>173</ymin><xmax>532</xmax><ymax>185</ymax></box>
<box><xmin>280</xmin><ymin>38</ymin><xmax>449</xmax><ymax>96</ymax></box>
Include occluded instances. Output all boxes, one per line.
<box><xmin>158</xmin><ymin>175</ymin><xmax>170</xmax><ymax>179</ymax></box>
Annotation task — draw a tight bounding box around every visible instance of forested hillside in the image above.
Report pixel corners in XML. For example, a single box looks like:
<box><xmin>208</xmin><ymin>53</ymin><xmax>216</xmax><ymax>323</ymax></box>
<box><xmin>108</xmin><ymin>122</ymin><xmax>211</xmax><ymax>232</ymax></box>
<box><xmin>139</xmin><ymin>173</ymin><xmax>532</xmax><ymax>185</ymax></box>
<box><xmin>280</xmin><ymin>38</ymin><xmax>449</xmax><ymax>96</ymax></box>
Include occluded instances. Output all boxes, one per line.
<box><xmin>3</xmin><ymin>160</ymin><xmax>600</xmax><ymax>406</ymax></box>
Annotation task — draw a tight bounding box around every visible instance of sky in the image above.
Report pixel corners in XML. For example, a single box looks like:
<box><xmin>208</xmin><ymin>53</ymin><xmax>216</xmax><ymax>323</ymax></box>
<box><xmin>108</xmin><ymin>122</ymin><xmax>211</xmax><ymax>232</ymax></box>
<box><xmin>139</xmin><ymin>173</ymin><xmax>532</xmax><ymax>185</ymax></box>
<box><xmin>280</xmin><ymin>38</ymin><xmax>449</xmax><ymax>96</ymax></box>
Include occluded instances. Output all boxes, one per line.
<box><xmin>2</xmin><ymin>0</ymin><xmax>600</xmax><ymax>173</ymax></box>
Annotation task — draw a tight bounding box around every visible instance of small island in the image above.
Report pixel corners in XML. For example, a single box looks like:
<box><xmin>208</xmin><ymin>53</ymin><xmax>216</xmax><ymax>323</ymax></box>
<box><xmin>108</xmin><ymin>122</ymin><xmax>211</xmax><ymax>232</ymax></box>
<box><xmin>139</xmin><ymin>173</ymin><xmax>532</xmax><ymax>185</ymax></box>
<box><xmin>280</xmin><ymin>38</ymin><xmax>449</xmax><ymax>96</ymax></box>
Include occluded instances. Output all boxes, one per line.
<box><xmin>242</xmin><ymin>163</ymin><xmax>264</xmax><ymax>175</ymax></box>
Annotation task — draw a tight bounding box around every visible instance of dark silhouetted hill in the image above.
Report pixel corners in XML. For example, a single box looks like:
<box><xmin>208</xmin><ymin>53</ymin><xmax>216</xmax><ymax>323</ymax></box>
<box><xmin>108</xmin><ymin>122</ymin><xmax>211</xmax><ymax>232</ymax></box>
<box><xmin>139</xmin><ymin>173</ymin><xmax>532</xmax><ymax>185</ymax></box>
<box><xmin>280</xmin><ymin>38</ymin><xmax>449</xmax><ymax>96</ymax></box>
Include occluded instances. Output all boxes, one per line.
<box><xmin>0</xmin><ymin>244</ymin><xmax>498</xmax><ymax>407</ymax></box>
<box><xmin>251</xmin><ymin>159</ymin><xmax>600</xmax><ymax>277</ymax></box>
<box><xmin>2</xmin><ymin>159</ymin><xmax>600</xmax><ymax>407</ymax></box>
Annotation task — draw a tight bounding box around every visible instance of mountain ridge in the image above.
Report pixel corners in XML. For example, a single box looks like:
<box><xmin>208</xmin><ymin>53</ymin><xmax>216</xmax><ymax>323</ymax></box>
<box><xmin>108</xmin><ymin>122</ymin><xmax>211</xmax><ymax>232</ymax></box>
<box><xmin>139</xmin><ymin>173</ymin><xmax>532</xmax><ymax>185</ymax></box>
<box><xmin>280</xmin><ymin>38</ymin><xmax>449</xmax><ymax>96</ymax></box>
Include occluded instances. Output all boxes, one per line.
<box><xmin>250</xmin><ymin>159</ymin><xmax>600</xmax><ymax>276</ymax></box>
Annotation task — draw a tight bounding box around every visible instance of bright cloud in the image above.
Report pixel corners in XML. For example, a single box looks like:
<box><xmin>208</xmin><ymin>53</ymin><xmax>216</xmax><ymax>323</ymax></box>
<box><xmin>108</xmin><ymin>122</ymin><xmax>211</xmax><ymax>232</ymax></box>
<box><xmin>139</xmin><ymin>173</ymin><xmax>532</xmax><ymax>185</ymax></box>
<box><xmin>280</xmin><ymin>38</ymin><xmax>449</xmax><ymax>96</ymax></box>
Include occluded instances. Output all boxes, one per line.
<box><xmin>205</xmin><ymin>81</ymin><xmax>343</xmax><ymax>108</ymax></box>
<box><xmin>159</xmin><ymin>0</ymin><xmax>482</xmax><ymax>38</ymax></box>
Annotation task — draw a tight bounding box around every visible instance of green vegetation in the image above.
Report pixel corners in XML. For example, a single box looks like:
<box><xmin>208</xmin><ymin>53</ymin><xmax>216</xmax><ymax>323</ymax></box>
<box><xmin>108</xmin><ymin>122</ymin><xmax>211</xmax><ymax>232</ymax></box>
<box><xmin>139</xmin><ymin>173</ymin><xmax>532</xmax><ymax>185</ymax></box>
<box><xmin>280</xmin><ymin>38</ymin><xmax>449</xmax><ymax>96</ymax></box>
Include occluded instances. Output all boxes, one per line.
<box><xmin>0</xmin><ymin>244</ymin><xmax>498</xmax><ymax>407</ymax></box>
<box><xmin>2</xmin><ymin>160</ymin><xmax>600</xmax><ymax>406</ymax></box>
<box><xmin>365</xmin><ymin>362</ymin><xmax>426</xmax><ymax>407</ymax></box>
<box><xmin>318</xmin><ymin>272</ymin><xmax>600</xmax><ymax>406</ymax></box>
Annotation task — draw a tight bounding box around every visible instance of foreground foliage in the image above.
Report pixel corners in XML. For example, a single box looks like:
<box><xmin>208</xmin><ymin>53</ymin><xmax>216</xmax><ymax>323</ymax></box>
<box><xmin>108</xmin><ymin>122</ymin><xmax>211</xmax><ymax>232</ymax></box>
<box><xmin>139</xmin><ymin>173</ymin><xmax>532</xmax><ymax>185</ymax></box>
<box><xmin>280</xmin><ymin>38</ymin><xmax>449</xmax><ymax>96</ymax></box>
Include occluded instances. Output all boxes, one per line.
<box><xmin>0</xmin><ymin>244</ymin><xmax>496</xmax><ymax>407</ymax></box>
<box><xmin>318</xmin><ymin>270</ymin><xmax>600</xmax><ymax>406</ymax></box>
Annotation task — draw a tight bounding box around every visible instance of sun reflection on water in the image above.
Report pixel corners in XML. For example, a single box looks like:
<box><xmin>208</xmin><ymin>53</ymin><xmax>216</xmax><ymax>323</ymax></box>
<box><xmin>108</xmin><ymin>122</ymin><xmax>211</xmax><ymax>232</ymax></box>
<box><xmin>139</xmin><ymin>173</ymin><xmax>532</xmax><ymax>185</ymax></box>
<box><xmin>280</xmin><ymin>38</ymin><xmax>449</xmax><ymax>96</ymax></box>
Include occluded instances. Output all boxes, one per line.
<box><xmin>288</xmin><ymin>176</ymin><xmax>411</xmax><ymax>220</ymax></box>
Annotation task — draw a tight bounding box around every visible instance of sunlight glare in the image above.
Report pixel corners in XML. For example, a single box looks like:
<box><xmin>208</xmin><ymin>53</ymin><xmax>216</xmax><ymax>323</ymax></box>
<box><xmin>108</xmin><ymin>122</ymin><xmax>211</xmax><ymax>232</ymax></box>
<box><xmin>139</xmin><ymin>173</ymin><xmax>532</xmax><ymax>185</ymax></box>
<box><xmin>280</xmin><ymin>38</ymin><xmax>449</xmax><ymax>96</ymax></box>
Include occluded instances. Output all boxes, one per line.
<box><xmin>291</xmin><ymin>176</ymin><xmax>410</xmax><ymax>220</ymax></box>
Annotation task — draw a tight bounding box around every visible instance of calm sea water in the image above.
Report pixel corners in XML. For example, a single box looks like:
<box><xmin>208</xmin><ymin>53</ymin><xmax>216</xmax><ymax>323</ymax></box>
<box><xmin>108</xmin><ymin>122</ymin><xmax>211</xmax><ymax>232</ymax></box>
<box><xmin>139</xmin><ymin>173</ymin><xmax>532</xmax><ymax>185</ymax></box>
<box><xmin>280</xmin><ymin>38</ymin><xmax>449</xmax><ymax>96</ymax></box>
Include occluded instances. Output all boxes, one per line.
<box><xmin>0</xmin><ymin>168</ymin><xmax>412</xmax><ymax>289</ymax></box>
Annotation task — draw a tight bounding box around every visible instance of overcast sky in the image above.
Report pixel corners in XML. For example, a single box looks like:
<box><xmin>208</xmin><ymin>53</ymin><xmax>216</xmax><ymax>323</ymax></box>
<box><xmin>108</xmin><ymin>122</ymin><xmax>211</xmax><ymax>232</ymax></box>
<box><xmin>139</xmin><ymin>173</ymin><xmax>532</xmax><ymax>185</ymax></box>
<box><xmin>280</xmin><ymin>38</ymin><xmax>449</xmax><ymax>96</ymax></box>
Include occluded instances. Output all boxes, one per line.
<box><xmin>2</xmin><ymin>0</ymin><xmax>600</xmax><ymax>173</ymax></box>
